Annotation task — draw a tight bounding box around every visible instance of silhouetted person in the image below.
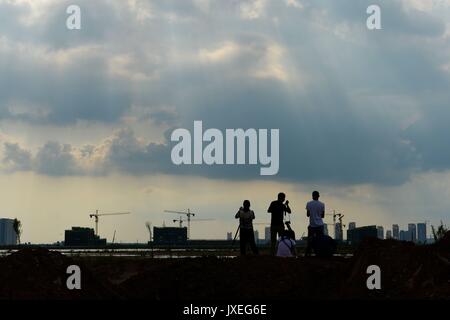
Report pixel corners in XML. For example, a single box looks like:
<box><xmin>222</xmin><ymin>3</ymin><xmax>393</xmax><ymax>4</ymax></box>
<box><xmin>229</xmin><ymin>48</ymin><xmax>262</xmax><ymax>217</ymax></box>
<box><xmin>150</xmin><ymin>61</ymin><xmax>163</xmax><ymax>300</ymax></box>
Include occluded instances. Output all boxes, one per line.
<box><xmin>235</xmin><ymin>200</ymin><xmax>258</xmax><ymax>256</ymax></box>
<box><xmin>305</xmin><ymin>190</ymin><xmax>325</xmax><ymax>256</ymax></box>
<box><xmin>267</xmin><ymin>192</ymin><xmax>291</xmax><ymax>255</ymax></box>
<box><xmin>284</xmin><ymin>221</ymin><xmax>296</xmax><ymax>240</ymax></box>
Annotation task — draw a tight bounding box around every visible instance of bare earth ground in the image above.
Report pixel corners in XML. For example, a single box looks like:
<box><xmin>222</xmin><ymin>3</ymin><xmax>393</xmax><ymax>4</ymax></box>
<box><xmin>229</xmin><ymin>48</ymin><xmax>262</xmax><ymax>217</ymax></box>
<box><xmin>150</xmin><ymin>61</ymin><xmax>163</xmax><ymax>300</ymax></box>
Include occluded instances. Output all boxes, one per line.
<box><xmin>0</xmin><ymin>237</ymin><xmax>448</xmax><ymax>300</ymax></box>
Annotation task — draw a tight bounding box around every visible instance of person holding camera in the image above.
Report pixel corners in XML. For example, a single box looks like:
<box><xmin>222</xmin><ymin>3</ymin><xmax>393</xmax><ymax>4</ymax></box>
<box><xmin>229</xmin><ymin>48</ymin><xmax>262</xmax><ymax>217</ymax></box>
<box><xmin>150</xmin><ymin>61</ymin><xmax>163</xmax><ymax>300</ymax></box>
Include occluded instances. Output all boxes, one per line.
<box><xmin>267</xmin><ymin>192</ymin><xmax>291</xmax><ymax>255</ymax></box>
<box><xmin>235</xmin><ymin>200</ymin><xmax>259</xmax><ymax>256</ymax></box>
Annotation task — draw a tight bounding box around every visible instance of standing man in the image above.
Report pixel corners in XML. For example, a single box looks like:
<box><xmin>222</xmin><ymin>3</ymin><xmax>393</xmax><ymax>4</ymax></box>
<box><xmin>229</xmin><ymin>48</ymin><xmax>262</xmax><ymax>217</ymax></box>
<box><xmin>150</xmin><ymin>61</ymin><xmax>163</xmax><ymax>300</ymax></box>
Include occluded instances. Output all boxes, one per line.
<box><xmin>305</xmin><ymin>190</ymin><xmax>325</xmax><ymax>256</ymax></box>
<box><xmin>268</xmin><ymin>192</ymin><xmax>291</xmax><ymax>255</ymax></box>
<box><xmin>235</xmin><ymin>200</ymin><xmax>259</xmax><ymax>255</ymax></box>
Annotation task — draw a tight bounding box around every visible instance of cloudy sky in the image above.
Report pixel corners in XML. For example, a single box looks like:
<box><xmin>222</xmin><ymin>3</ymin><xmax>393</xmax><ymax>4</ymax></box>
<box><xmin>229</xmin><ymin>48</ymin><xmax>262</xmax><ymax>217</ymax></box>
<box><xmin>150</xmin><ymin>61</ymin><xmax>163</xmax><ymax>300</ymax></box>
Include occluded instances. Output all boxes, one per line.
<box><xmin>1</xmin><ymin>0</ymin><xmax>450</xmax><ymax>243</ymax></box>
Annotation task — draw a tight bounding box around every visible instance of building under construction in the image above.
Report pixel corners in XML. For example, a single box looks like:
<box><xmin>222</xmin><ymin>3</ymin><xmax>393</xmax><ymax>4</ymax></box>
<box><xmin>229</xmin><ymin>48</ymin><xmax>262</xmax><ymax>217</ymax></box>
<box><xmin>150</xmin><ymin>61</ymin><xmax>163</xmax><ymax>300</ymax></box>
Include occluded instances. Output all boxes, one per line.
<box><xmin>64</xmin><ymin>227</ymin><xmax>106</xmax><ymax>246</ymax></box>
<box><xmin>153</xmin><ymin>227</ymin><xmax>187</xmax><ymax>245</ymax></box>
<box><xmin>347</xmin><ymin>225</ymin><xmax>378</xmax><ymax>246</ymax></box>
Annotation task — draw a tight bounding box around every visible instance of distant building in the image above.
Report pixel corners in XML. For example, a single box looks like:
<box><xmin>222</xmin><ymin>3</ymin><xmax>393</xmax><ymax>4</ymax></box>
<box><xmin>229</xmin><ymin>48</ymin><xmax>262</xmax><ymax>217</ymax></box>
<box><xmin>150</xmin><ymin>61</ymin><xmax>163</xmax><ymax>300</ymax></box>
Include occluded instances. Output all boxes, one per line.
<box><xmin>64</xmin><ymin>227</ymin><xmax>106</xmax><ymax>246</ymax></box>
<box><xmin>417</xmin><ymin>223</ymin><xmax>427</xmax><ymax>244</ymax></box>
<box><xmin>335</xmin><ymin>223</ymin><xmax>343</xmax><ymax>241</ymax></box>
<box><xmin>348</xmin><ymin>222</ymin><xmax>356</xmax><ymax>230</ymax></box>
<box><xmin>400</xmin><ymin>230</ymin><xmax>413</xmax><ymax>242</ymax></box>
<box><xmin>347</xmin><ymin>225</ymin><xmax>378</xmax><ymax>246</ymax></box>
<box><xmin>386</xmin><ymin>230</ymin><xmax>392</xmax><ymax>239</ymax></box>
<box><xmin>265</xmin><ymin>227</ymin><xmax>270</xmax><ymax>243</ymax></box>
<box><xmin>392</xmin><ymin>224</ymin><xmax>399</xmax><ymax>239</ymax></box>
<box><xmin>0</xmin><ymin>219</ymin><xmax>17</xmax><ymax>246</ymax></box>
<box><xmin>408</xmin><ymin>224</ymin><xmax>417</xmax><ymax>242</ymax></box>
<box><xmin>226</xmin><ymin>232</ymin><xmax>232</xmax><ymax>241</ymax></box>
<box><xmin>153</xmin><ymin>227</ymin><xmax>187</xmax><ymax>245</ymax></box>
<box><xmin>377</xmin><ymin>226</ymin><xmax>384</xmax><ymax>239</ymax></box>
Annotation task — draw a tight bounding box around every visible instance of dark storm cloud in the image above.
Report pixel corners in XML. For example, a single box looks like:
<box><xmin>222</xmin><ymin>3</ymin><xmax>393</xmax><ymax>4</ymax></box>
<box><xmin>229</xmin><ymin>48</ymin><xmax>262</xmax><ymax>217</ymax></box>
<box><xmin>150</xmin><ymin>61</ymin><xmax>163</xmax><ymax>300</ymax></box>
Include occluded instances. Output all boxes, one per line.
<box><xmin>2</xmin><ymin>142</ymin><xmax>32</xmax><ymax>171</ymax></box>
<box><xmin>0</xmin><ymin>0</ymin><xmax>449</xmax><ymax>185</ymax></box>
<box><xmin>105</xmin><ymin>128</ymin><xmax>171</xmax><ymax>175</ymax></box>
<box><xmin>34</xmin><ymin>141</ymin><xmax>79</xmax><ymax>176</ymax></box>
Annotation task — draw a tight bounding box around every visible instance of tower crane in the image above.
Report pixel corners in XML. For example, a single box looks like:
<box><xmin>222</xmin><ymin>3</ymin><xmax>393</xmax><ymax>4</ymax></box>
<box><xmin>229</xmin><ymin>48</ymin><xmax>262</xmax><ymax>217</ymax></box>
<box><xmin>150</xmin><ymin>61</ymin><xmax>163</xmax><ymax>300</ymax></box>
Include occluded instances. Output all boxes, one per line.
<box><xmin>89</xmin><ymin>210</ymin><xmax>131</xmax><ymax>236</ymax></box>
<box><xmin>325</xmin><ymin>210</ymin><xmax>345</xmax><ymax>240</ymax></box>
<box><xmin>164</xmin><ymin>209</ymin><xmax>213</xmax><ymax>239</ymax></box>
<box><xmin>164</xmin><ymin>209</ymin><xmax>195</xmax><ymax>238</ymax></box>
<box><xmin>172</xmin><ymin>217</ymin><xmax>214</xmax><ymax>229</ymax></box>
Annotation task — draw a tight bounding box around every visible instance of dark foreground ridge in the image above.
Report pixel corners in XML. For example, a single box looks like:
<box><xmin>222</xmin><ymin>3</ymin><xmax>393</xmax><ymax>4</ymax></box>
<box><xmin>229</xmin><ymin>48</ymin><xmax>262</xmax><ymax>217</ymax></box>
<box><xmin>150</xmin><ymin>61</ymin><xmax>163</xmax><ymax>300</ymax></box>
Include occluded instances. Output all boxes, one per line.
<box><xmin>0</xmin><ymin>236</ymin><xmax>448</xmax><ymax>300</ymax></box>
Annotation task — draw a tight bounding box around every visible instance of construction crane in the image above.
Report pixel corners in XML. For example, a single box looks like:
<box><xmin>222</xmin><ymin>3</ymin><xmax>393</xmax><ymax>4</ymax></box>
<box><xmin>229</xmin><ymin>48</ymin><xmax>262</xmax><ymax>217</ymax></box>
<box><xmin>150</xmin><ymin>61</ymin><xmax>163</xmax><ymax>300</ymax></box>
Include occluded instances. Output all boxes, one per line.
<box><xmin>164</xmin><ymin>209</ymin><xmax>195</xmax><ymax>238</ymax></box>
<box><xmin>325</xmin><ymin>210</ymin><xmax>345</xmax><ymax>240</ymax></box>
<box><xmin>164</xmin><ymin>209</ymin><xmax>213</xmax><ymax>239</ymax></box>
<box><xmin>89</xmin><ymin>210</ymin><xmax>131</xmax><ymax>236</ymax></box>
<box><xmin>172</xmin><ymin>217</ymin><xmax>214</xmax><ymax>229</ymax></box>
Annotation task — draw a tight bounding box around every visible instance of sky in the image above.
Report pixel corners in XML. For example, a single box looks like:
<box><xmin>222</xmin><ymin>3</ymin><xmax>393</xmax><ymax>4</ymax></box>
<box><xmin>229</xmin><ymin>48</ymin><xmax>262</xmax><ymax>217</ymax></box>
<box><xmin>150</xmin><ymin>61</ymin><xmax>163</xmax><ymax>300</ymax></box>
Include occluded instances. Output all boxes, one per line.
<box><xmin>0</xmin><ymin>0</ymin><xmax>450</xmax><ymax>243</ymax></box>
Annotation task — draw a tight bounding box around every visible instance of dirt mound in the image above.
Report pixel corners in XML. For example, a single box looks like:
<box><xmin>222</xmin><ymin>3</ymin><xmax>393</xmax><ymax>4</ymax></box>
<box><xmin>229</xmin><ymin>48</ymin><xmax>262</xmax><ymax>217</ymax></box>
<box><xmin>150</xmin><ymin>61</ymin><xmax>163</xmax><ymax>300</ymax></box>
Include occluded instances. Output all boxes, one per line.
<box><xmin>120</xmin><ymin>256</ymin><xmax>348</xmax><ymax>300</ymax></box>
<box><xmin>0</xmin><ymin>242</ymin><xmax>448</xmax><ymax>300</ymax></box>
<box><xmin>436</xmin><ymin>231</ymin><xmax>450</xmax><ymax>249</ymax></box>
<box><xmin>0</xmin><ymin>248</ymin><xmax>119</xmax><ymax>300</ymax></box>
<box><xmin>342</xmin><ymin>238</ymin><xmax>450</xmax><ymax>299</ymax></box>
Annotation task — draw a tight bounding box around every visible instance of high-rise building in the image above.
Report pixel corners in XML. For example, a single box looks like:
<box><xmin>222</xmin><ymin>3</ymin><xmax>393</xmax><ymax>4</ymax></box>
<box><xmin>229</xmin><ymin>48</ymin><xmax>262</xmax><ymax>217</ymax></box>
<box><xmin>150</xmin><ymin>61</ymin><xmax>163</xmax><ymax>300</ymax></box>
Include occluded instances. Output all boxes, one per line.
<box><xmin>377</xmin><ymin>226</ymin><xmax>384</xmax><ymax>239</ymax></box>
<box><xmin>417</xmin><ymin>223</ymin><xmax>427</xmax><ymax>244</ymax></box>
<box><xmin>265</xmin><ymin>227</ymin><xmax>270</xmax><ymax>243</ymax></box>
<box><xmin>386</xmin><ymin>230</ymin><xmax>392</xmax><ymax>239</ymax></box>
<box><xmin>400</xmin><ymin>230</ymin><xmax>413</xmax><ymax>242</ymax></box>
<box><xmin>0</xmin><ymin>218</ymin><xmax>18</xmax><ymax>245</ymax></box>
<box><xmin>335</xmin><ymin>223</ymin><xmax>343</xmax><ymax>241</ymax></box>
<box><xmin>392</xmin><ymin>224</ymin><xmax>399</xmax><ymax>239</ymax></box>
<box><xmin>408</xmin><ymin>224</ymin><xmax>417</xmax><ymax>242</ymax></box>
<box><xmin>227</xmin><ymin>232</ymin><xmax>232</xmax><ymax>241</ymax></box>
<box><xmin>348</xmin><ymin>222</ymin><xmax>356</xmax><ymax>230</ymax></box>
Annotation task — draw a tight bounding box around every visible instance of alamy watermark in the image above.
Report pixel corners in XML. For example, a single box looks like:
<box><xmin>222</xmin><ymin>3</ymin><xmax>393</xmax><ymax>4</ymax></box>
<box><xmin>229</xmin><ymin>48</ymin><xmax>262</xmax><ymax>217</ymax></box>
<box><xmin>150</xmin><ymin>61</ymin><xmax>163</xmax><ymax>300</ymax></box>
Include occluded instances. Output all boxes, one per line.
<box><xmin>66</xmin><ymin>5</ymin><xmax>81</xmax><ymax>30</ymax></box>
<box><xmin>366</xmin><ymin>265</ymin><xmax>381</xmax><ymax>290</ymax></box>
<box><xmin>66</xmin><ymin>265</ymin><xmax>81</xmax><ymax>290</ymax></box>
<box><xmin>367</xmin><ymin>5</ymin><xmax>382</xmax><ymax>30</ymax></box>
<box><xmin>65</xmin><ymin>4</ymin><xmax>381</xmax><ymax>31</ymax></box>
<box><xmin>170</xmin><ymin>121</ymin><xmax>279</xmax><ymax>176</ymax></box>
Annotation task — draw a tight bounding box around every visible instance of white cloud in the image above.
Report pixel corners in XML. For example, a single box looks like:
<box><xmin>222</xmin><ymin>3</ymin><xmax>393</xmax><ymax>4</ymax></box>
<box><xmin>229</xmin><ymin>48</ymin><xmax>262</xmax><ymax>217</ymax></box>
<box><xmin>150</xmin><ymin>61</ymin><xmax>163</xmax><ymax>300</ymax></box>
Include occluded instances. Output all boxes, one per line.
<box><xmin>108</xmin><ymin>53</ymin><xmax>158</xmax><ymax>81</ymax></box>
<box><xmin>286</xmin><ymin>0</ymin><xmax>303</xmax><ymax>9</ymax></box>
<box><xmin>251</xmin><ymin>43</ymin><xmax>290</xmax><ymax>82</ymax></box>
<box><xmin>239</xmin><ymin>0</ymin><xmax>266</xmax><ymax>20</ymax></box>
<box><xmin>0</xmin><ymin>0</ymin><xmax>57</xmax><ymax>26</ymax></box>
<box><xmin>127</xmin><ymin>0</ymin><xmax>154</xmax><ymax>23</ymax></box>
<box><xmin>198</xmin><ymin>41</ymin><xmax>240</xmax><ymax>63</ymax></box>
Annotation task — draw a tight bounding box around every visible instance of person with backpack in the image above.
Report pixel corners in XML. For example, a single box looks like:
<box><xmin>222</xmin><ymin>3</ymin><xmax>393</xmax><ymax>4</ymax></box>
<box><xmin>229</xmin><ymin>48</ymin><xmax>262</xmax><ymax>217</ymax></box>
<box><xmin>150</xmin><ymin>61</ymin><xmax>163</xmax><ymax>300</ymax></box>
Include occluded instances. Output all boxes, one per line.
<box><xmin>235</xmin><ymin>200</ymin><xmax>259</xmax><ymax>255</ymax></box>
<box><xmin>276</xmin><ymin>228</ymin><xmax>296</xmax><ymax>257</ymax></box>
